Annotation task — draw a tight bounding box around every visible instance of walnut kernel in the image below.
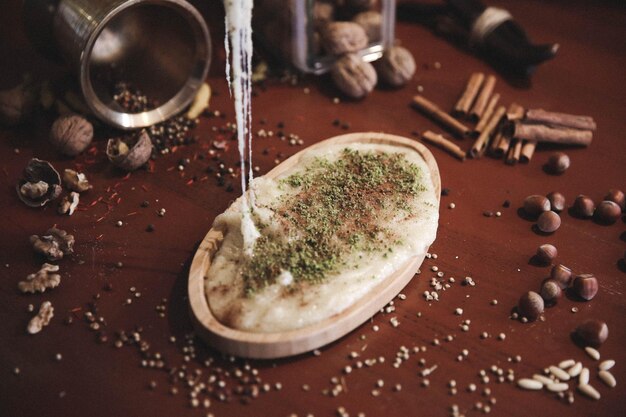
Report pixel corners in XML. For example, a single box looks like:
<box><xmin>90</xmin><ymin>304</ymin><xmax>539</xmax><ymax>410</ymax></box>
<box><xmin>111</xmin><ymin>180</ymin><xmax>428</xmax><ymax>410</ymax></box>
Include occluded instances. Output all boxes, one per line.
<box><xmin>30</xmin><ymin>227</ymin><xmax>75</xmax><ymax>261</ymax></box>
<box><xmin>27</xmin><ymin>301</ymin><xmax>54</xmax><ymax>334</ymax></box>
<box><xmin>58</xmin><ymin>192</ymin><xmax>80</xmax><ymax>216</ymax></box>
<box><xmin>18</xmin><ymin>264</ymin><xmax>61</xmax><ymax>294</ymax></box>
<box><xmin>16</xmin><ymin>158</ymin><xmax>62</xmax><ymax>207</ymax></box>
<box><xmin>62</xmin><ymin>169</ymin><xmax>92</xmax><ymax>192</ymax></box>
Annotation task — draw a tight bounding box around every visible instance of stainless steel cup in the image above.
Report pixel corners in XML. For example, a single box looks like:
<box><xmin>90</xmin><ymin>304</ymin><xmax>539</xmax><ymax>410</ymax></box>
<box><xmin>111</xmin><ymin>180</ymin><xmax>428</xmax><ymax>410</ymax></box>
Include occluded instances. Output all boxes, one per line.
<box><xmin>24</xmin><ymin>0</ymin><xmax>211</xmax><ymax>129</ymax></box>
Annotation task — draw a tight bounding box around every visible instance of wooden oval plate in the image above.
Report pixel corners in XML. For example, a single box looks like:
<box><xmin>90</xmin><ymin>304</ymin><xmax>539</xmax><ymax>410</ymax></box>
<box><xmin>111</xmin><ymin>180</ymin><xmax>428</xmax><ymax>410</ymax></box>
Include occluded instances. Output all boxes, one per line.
<box><xmin>188</xmin><ymin>132</ymin><xmax>441</xmax><ymax>359</ymax></box>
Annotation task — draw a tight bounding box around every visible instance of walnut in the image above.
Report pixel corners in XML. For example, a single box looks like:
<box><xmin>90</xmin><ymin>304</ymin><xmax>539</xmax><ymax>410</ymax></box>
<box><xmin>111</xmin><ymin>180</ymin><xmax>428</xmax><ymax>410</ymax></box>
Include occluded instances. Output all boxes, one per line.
<box><xmin>27</xmin><ymin>301</ymin><xmax>54</xmax><ymax>334</ymax></box>
<box><xmin>107</xmin><ymin>130</ymin><xmax>153</xmax><ymax>171</ymax></box>
<box><xmin>16</xmin><ymin>158</ymin><xmax>62</xmax><ymax>207</ymax></box>
<box><xmin>18</xmin><ymin>264</ymin><xmax>61</xmax><ymax>294</ymax></box>
<box><xmin>353</xmin><ymin>10</ymin><xmax>382</xmax><ymax>43</ymax></box>
<box><xmin>62</xmin><ymin>169</ymin><xmax>92</xmax><ymax>192</ymax></box>
<box><xmin>0</xmin><ymin>76</ymin><xmax>38</xmax><ymax>126</ymax></box>
<box><xmin>30</xmin><ymin>227</ymin><xmax>75</xmax><ymax>261</ymax></box>
<box><xmin>313</xmin><ymin>1</ymin><xmax>335</xmax><ymax>28</ymax></box>
<box><xmin>331</xmin><ymin>53</ymin><xmax>377</xmax><ymax>99</ymax></box>
<box><xmin>58</xmin><ymin>192</ymin><xmax>80</xmax><ymax>216</ymax></box>
<box><xmin>321</xmin><ymin>22</ymin><xmax>368</xmax><ymax>55</ymax></box>
<box><xmin>375</xmin><ymin>46</ymin><xmax>416</xmax><ymax>87</ymax></box>
<box><xmin>49</xmin><ymin>115</ymin><xmax>93</xmax><ymax>156</ymax></box>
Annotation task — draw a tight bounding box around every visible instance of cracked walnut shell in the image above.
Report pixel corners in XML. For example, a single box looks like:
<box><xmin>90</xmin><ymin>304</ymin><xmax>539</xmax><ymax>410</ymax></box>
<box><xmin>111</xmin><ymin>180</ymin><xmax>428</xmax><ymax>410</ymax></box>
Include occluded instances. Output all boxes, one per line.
<box><xmin>16</xmin><ymin>158</ymin><xmax>62</xmax><ymax>207</ymax></box>
<box><xmin>106</xmin><ymin>130</ymin><xmax>153</xmax><ymax>171</ymax></box>
<box><xmin>331</xmin><ymin>53</ymin><xmax>377</xmax><ymax>99</ymax></box>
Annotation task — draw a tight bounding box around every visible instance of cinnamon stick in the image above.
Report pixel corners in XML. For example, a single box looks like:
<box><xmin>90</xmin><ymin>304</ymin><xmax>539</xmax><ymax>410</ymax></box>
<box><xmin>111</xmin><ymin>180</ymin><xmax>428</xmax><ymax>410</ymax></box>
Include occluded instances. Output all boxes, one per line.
<box><xmin>470</xmin><ymin>75</ymin><xmax>496</xmax><ymax>121</ymax></box>
<box><xmin>520</xmin><ymin>140</ymin><xmax>537</xmax><ymax>163</ymax></box>
<box><xmin>495</xmin><ymin>134</ymin><xmax>511</xmax><ymax>158</ymax></box>
<box><xmin>525</xmin><ymin>109</ymin><xmax>596</xmax><ymax>131</ymax></box>
<box><xmin>513</xmin><ymin>122</ymin><xmax>593</xmax><ymax>146</ymax></box>
<box><xmin>506</xmin><ymin>139</ymin><xmax>522</xmax><ymax>165</ymax></box>
<box><xmin>412</xmin><ymin>95</ymin><xmax>471</xmax><ymax>138</ymax></box>
<box><xmin>506</xmin><ymin>103</ymin><xmax>525</xmax><ymax>121</ymax></box>
<box><xmin>453</xmin><ymin>72</ymin><xmax>485</xmax><ymax>116</ymax></box>
<box><xmin>421</xmin><ymin>130</ymin><xmax>466</xmax><ymax>161</ymax></box>
<box><xmin>469</xmin><ymin>105</ymin><xmax>506</xmax><ymax>158</ymax></box>
<box><xmin>489</xmin><ymin>131</ymin><xmax>505</xmax><ymax>156</ymax></box>
<box><xmin>475</xmin><ymin>93</ymin><xmax>500</xmax><ymax>134</ymax></box>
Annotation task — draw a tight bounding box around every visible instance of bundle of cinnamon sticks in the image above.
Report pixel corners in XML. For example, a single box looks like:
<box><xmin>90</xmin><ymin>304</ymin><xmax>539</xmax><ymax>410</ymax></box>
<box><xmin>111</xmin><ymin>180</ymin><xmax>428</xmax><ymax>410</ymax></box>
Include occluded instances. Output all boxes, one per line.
<box><xmin>411</xmin><ymin>72</ymin><xmax>596</xmax><ymax>164</ymax></box>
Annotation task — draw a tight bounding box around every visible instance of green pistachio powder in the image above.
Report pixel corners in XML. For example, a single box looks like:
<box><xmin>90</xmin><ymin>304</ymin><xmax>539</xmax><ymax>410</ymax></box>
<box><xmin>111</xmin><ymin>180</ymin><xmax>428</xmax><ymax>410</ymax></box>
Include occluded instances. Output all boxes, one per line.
<box><xmin>241</xmin><ymin>148</ymin><xmax>427</xmax><ymax>295</ymax></box>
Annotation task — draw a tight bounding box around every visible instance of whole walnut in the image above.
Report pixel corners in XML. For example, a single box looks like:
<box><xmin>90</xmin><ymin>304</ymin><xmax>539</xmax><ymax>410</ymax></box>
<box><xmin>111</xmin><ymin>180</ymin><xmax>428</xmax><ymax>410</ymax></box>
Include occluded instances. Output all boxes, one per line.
<box><xmin>0</xmin><ymin>78</ymin><xmax>38</xmax><ymax>126</ymax></box>
<box><xmin>50</xmin><ymin>115</ymin><xmax>93</xmax><ymax>156</ymax></box>
<box><xmin>353</xmin><ymin>10</ymin><xmax>382</xmax><ymax>43</ymax></box>
<box><xmin>375</xmin><ymin>46</ymin><xmax>416</xmax><ymax>87</ymax></box>
<box><xmin>321</xmin><ymin>22</ymin><xmax>368</xmax><ymax>55</ymax></box>
<box><xmin>331</xmin><ymin>53</ymin><xmax>377</xmax><ymax>99</ymax></box>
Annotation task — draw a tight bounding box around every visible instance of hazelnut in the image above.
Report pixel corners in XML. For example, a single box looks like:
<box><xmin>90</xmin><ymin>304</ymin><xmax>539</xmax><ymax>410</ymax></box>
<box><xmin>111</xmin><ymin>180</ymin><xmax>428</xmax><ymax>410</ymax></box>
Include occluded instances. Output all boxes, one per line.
<box><xmin>545</xmin><ymin>152</ymin><xmax>570</xmax><ymax>174</ymax></box>
<box><xmin>575</xmin><ymin>319</ymin><xmax>608</xmax><ymax>347</ymax></box>
<box><xmin>572</xmin><ymin>274</ymin><xmax>598</xmax><ymax>301</ymax></box>
<box><xmin>375</xmin><ymin>46</ymin><xmax>416</xmax><ymax>87</ymax></box>
<box><xmin>106</xmin><ymin>130</ymin><xmax>153</xmax><ymax>171</ymax></box>
<box><xmin>353</xmin><ymin>10</ymin><xmax>382</xmax><ymax>43</ymax></box>
<box><xmin>50</xmin><ymin>115</ymin><xmax>93</xmax><ymax>156</ymax></box>
<box><xmin>604</xmin><ymin>189</ymin><xmax>625</xmax><ymax>212</ymax></box>
<box><xmin>321</xmin><ymin>22</ymin><xmax>368</xmax><ymax>55</ymax></box>
<box><xmin>523</xmin><ymin>195</ymin><xmax>550</xmax><ymax>217</ymax></box>
<box><xmin>594</xmin><ymin>200</ymin><xmax>621</xmax><ymax>224</ymax></box>
<box><xmin>518</xmin><ymin>291</ymin><xmax>544</xmax><ymax>321</ymax></box>
<box><xmin>16</xmin><ymin>158</ymin><xmax>62</xmax><ymax>207</ymax></box>
<box><xmin>537</xmin><ymin>211</ymin><xmax>561</xmax><ymax>233</ymax></box>
<box><xmin>0</xmin><ymin>76</ymin><xmax>38</xmax><ymax>126</ymax></box>
<box><xmin>536</xmin><ymin>244</ymin><xmax>557</xmax><ymax>265</ymax></box>
<box><xmin>540</xmin><ymin>279</ymin><xmax>562</xmax><ymax>305</ymax></box>
<box><xmin>573</xmin><ymin>194</ymin><xmax>595</xmax><ymax>218</ymax></box>
<box><xmin>550</xmin><ymin>264</ymin><xmax>573</xmax><ymax>289</ymax></box>
<box><xmin>330</xmin><ymin>53</ymin><xmax>377</xmax><ymax>99</ymax></box>
<box><xmin>546</xmin><ymin>191</ymin><xmax>566</xmax><ymax>212</ymax></box>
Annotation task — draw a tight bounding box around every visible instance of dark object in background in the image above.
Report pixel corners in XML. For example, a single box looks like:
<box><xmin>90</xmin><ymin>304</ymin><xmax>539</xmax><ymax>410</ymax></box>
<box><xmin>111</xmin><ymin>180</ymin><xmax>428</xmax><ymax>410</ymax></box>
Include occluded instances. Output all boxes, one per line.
<box><xmin>397</xmin><ymin>0</ymin><xmax>558</xmax><ymax>77</ymax></box>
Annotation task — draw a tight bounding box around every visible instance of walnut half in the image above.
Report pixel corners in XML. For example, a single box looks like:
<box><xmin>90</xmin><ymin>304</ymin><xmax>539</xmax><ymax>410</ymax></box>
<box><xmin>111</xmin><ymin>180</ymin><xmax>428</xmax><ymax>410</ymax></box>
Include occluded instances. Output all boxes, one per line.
<box><xmin>30</xmin><ymin>227</ymin><xmax>75</xmax><ymax>261</ymax></box>
<box><xmin>18</xmin><ymin>263</ymin><xmax>61</xmax><ymax>294</ymax></box>
<box><xmin>27</xmin><ymin>301</ymin><xmax>54</xmax><ymax>334</ymax></box>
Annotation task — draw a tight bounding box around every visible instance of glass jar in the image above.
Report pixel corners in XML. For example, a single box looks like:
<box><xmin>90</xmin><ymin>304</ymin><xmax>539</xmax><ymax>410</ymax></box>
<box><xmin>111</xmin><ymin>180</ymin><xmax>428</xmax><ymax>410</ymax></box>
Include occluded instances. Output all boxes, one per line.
<box><xmin>253</xmin><ymin>0</ymin><xmax>396</xmax><ymax>74</ymax></box>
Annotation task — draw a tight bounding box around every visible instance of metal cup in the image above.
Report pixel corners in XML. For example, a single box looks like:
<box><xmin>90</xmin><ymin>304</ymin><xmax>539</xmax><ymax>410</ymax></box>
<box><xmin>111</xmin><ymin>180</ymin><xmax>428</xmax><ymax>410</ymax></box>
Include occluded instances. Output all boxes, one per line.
<box><xmin>24</xmin><ymin>0</ymin><xmax>211</xmax><ymax>129</ymax></box>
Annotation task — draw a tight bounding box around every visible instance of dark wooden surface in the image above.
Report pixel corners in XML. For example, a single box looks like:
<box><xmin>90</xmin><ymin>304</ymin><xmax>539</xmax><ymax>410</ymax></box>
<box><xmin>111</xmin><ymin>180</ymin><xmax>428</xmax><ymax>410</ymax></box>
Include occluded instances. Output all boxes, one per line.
<box><xmin>1</xmin><ymin>1</ymin><xmax>625</xmax><ymax>416</ymax></box>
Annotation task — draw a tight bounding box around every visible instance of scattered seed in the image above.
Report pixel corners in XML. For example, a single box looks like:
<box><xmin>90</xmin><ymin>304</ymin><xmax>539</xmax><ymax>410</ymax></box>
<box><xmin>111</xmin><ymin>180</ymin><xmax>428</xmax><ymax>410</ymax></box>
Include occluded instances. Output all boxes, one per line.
<box><xmin>568</xmin><ymin>362</ymin><xmax>583</xmax><ymax>377</ymax></box>
<box><xmin>517</xmin><ymin>379</ymin><xmax>543</xmax><ymax>390</ymax></box>
<box><xmin>579</xmin><ymin>368</ymin><xmax>590</xmax><ymax>386</ymax></box>
<box><xmin>599</xmin><ymin>360</ymin><xmax>615</xmax><ymax>371</ymax></box>
<box><xmin>533</xmin><ymin>374</ymin><xmax>554</xmax><ymax>385</ymax></box>
<box><xmin>455</xmin><ymin>308</ymin><xmax>463</xmax><ymax>315</ymax></box>
<box><xmin>585</xmin><ymin>346</ymin><xmax>600</xmax><ymax>361</ymax></box>
<box><xmin>578</xmin><ymin>383</ymin><xmax>601</xmax><ymax>400</ymax></box>
<box><xmin>598</xmin><ymin>370</ymin><xmax>616</xmax><ymax>388</ymax></box>
<box><xmin>559</xmin><ymin>359</ymin><xmax>575</xmax><ymax>369</ymax></box>
<box><xmin>549</xmin><ymin>366</ymin><xmax>570</xmax><ymax>381</ymax></box>
<box><xmin>497</xmin><ymin>333</ymin><xmax>506</xmax><ymax>341</ymax></box>
<box><xmin>546</xmin><ymin>382</ymin><xmax>569</xmax><ymax>392</ymax></box>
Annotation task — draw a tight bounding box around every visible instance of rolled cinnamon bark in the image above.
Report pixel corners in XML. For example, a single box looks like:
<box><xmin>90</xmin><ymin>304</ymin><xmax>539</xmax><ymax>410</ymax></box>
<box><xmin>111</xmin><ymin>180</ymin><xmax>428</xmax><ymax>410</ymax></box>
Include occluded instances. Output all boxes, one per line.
<box><xmin>520</xmin><ymin>140</ymin><xmax>537</xmax><ymax>163</ymax></box>
<box><xmin>421</xmin><ymin>130</ymin><xmax>466</xmax><ymax>161</ymax></box>
<box><xmin>489</xmin><ymin>131</ymin><xmax>505</xmax><ymax>156</ymax></box>
<box><xmin>525</xmin><ymin>109</ymin><xmax>596</xmax><ymax>131</ymax></box>
<box><xmin>475</xmin><ymin>93</ymin><xmax>500</xmax><ymax>134</ymax></box>
<box><xmin>412</xmin><ymin>95</ymin><xmax>471</xmax><ymax>138</ymax></box>
<box><xmin>454</xmin><ymin>72</ymin><xmax>484</xmax><ymax>116</ymax></box>
<box><xmin>507</xmin><ymin>102</ymin><xmax>525</xmax><ymax>121</ymax></box>
<box><xmin>506</xmin><ymin>139</ymin><xmax>522</xmax><ymax>165</ymax></box>
<box><xmin>469</xmin><ymin>105</ymin><xmax>506</xmax><ymax>158</ymax></box>
<box><xmin>470</xmin><ymin>75</ymin><xmax>496</xmax><ymax>121</ymax></box>
<box><xmin>495</xmin><ymin>133</ymin><xmax>511</xmax><ymax>158</ymax></box>
<box><xmin>513</xmin><ymin>122</ymin><xmax>593</xmax><ymax>146</ymax></box>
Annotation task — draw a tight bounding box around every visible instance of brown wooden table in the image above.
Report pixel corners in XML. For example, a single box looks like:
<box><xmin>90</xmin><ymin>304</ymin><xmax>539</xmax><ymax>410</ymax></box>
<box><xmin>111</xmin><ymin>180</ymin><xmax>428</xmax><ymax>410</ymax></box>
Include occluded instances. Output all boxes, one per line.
<box><xmin>1</xmin><ymin>1</ymin><xmax>624</xmax><ymax>416</ymax></box>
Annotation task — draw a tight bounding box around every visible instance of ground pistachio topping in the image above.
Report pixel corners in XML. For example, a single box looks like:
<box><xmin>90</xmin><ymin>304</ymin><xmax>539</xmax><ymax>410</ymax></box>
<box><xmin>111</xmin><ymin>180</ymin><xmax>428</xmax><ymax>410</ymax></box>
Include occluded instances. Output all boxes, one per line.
<box><xmin>241</xmin><ymin>148</ymin><xmax>426</xmax><ymax>295</ymax></box>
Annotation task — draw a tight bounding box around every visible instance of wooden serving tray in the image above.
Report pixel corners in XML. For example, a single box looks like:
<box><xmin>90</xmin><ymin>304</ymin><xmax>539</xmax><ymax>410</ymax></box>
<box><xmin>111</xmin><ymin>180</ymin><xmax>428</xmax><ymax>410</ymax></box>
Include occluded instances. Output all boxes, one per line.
<box><xmin>188</xmin><ymin>132</ymin><xmax>441</xmax><ymax>359</ymax></box>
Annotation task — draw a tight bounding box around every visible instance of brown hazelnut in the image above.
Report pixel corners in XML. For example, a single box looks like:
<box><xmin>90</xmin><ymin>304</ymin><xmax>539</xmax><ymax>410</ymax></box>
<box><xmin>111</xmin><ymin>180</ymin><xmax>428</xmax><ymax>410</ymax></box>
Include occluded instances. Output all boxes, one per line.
<box><xmin>545</xmin><ymin>152</ymin><xmax>570</xmax><ymax>174</ymax></box>
<box><xmin>594</xmin><ymin>200</ymin><xmax>621</xmax><ymax>224</ymax></box>
<box><xmin>106</xmin><ymin>130</ymin><xmax>153</xmax><ymax>171</ymax></box>
<box><xmin>604</xmin><ymin>189</ymin><xmax>625</xmax><ymax>212</ymax></box>
<box><xmin>374</xmin><ymin>46</ymin><xmax>416</xmax><ymax>87</ymax></box>
<box><xmin>353</xmin><ymin>10</ymin><xmax>382</xmax><ymax>43</ymax></box>
<box><xmin>0</xmin><ymin>76</ymin><xmax>38</xmax><ymax>126</ymax></box>
<box><xmin>523</xmin><ymin>194</ymin><xmax>550</xmax><ymax>217</ymax></box>
<box><xmin>572</xmin><ymin>274</ymin><xmax>598</xmax><ymax>301</ymax></box>
<box><xmin>550</xmin><ymin>264</ymin><xmax>573</xmax><ymax>289</ymax></box>
<box><xmin>330</xmin><ymin>53</ymin><xmax>377</xmax><ymax>99</ymax></box>
<box><xmin>536</xmin><ymin>244</ymin><xmax>557</xmax><ymax>264</ymax></box>
<box><xmin>50</xmin><ymin>115</ymin><xmax>93</xmax><ymax>156</ymax></box>
<box><xmin>518</xmin><ymin>291</ymin><xmax>544</xmax><ymax>321</ymax></box>
<box><xmin>537</xmin><ymin>211</ymin><xmax>561</xmax><ymax>233</ymax></box>
<box><xmin>321</xmin><ymin>22</ymin><xmax>368</xmax><ymax>55</ymax></box>
<box><xmin>575</xmin><ymin>319</ymin><xmax>608</xmax><ymax>347</ymax></box>
<box><xmin>573</xmin><ymin>194</ymin><xmax>595</xmax><ymax>218</ymax></box>
<box><xmin>16</xmin><ymin>158</ymin><xmax>62</xmax><ymax>207</ymax></box>
<box><xmin>540</xmin><ymin>279</ymin><xmax>562</xmax><ymax>305</ymax></box>
<box><xmin>546</xmin><ymin>191</ymin><xmax>566</xmax><ymax>212</ymax></box>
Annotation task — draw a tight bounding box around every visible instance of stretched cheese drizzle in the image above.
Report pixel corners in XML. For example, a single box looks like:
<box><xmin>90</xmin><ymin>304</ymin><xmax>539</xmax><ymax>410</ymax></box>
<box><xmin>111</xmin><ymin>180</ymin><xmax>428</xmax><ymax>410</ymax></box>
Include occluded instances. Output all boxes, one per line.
<box><xmin>224</xmin><ymin>0</ymin><xmax>259</xmax><ymax>255</ymax></box>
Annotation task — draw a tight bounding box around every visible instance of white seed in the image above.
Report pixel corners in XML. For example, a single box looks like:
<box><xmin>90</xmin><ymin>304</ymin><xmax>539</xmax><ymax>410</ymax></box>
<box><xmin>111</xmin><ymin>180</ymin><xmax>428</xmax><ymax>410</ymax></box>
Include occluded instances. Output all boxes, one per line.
<box><xmin>558</xmin><ymin>359</ymin><xmax>575</xmax><ymax>369</ymax></box>
<box><xmin>568</xmin><ymin>362</ymin><xmax>583</xmax><ymax>377</ymax></box>
<box><xmin>585</xmin><ymin>346</ymin><xmax>600</xmax><ymax>361</ymax></box>
<box><xmin>549</xmin><ymin>366</ymin><xmax>570</xmax><ymax>381</ymax></box>
<box><xmin>455</xmin><ymin>308</ymin><xmax>463</xmax><ymax>315</ymax></box>
<box><xmin>578</xmin><ymin>383</ymin><xmax>601</xmax><ymax>400</ymax></box>
<box><xmin>546</xmin><ymin>382</ymin><xmax>569</xmax><ymax>392</ymax></box>
<box><xmin>598</xmin><ymin>370</ymin><xmax>616</xmax><ymax>388</ymax></box>
<box><xmin>517</xmin><ymin>378</ymin><xmax>543</xmax><ymax>390</ymax></box>
<box><xmin>579</xmin><ymin>368</ymin><xmax>590</xmax><ymax>386</ymax></box>
<box><xmin>533</xmin><ymin>374</ymin><xmax>554</xmax><ymax>385</ymax></box>
<box><xmin>599</xmin><ymin>359</ymin><xmax>615</xmax><ymax>371</ymax></box>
